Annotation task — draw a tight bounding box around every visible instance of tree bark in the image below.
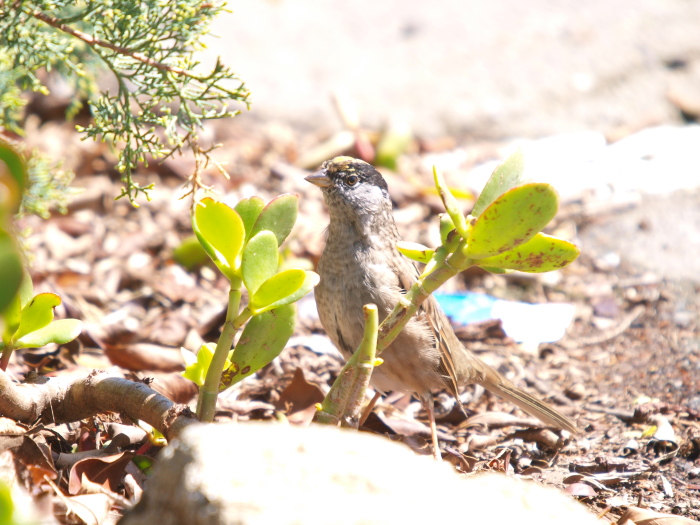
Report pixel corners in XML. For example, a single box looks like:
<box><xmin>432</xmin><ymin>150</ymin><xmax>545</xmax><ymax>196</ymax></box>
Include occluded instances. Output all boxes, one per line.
<box><xmin>0</xmin><ymin>370</ymin><xmax>198</xmax><ymax>441</ymax></box>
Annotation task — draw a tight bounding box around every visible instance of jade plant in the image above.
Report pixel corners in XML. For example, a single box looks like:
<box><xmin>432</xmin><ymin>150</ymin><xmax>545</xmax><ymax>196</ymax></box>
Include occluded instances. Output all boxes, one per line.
<box><xmin>0</xmin><ymin>140</ymin><xmax>25</xmax><ymax>314</ymax></box>
<box><xmin>0</xmin><ymin>273</ymin><xmax>83</xmax><ymax>371</ymax></box>
<box><xmin>315</xmin><ymin>149</ymin><xmax>580</xmax><ymax>425</ymax></box>
<box><xmin>0</xmin><ymin>141</ymin><xmax>82</xmax><ymax>371</ymax></box>
<box><xmin>183</xmin><ymin>195</ymin><xmax>319</xmax><ymax>422</ymax></box>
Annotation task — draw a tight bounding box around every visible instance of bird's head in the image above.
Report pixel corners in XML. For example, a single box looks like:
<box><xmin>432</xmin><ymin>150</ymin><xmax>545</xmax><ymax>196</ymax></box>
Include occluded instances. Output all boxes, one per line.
<box><xmin>305</xmin><ymin>157</ymin><xmax>391</xmax><ymax>224</ymax></box>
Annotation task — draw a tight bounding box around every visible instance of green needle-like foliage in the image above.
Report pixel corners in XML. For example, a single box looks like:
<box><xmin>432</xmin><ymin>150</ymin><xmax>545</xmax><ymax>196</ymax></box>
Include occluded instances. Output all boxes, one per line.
<box><xmin>0</xmin><ymin>0</ymin><xmax>250</xmax><ymax>205</ymax></box>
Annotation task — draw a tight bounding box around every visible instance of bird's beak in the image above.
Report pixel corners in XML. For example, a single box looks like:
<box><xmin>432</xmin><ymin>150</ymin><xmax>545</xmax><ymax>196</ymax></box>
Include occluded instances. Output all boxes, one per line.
<box><xmin>305</xmin><ymin>171</ymin><xmax>332</xmax><ymax>188</ymax></box>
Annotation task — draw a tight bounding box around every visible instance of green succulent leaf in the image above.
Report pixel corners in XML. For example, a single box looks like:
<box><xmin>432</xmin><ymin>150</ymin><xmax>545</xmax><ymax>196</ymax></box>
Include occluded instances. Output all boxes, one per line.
<box><xmin>439</xmin><ymin>213</ymin><xmax>457</xmax><ymax>244</ymax></box>
<box><xmin>17</xmin><ymin>269</ymin><xmax>33</xmax><ymax>309</ymax></box>
<box><xmin>0</xmin><ymin>480</ymin><xmax>13</xmax><ymax>525</ymax></box>
<box><xmin>235</xmin><ymin>197</ymin><xmax>266</xmax><ymax>242</ymax></box>
<box><xmin>2</xmin><ymin>295</ymin><xmax>20</xmax><ymax>346</ymax></box>
<box><xmin>0</xmin><ymin>235</ymin><xmax>22</xmax><ymax>315</ymax></box>
<box><xmin>475</xmin><ymin>233</ymin><xmax>580</xmax><ymax>273</ymax></box>
<box><xmin>241</xmin><ymin>231</ymin><xmax>279</xmax><ymax>295</ymax></box>
<box><xmin>14</xmin><ymin>319</ymin><xmax>82</xmax><ymax>349</ymax></box>
<box><xmin>396</xmin><ymin>241</ymin><xmax>434</xmax><ymax>264</ymax></box>
<box><xmin>250</xmin><ymin>268</ymin><xmax>305</xmax><ymax>311</ymax></box>
<box><xmin>0</xmin><ymin>140</ymin><xmax>27</xmax><ymax>215</ymax></box>
<box><xmin>480</xmin><ymin>266</ymin><xmax>513</xmax><ymax>274</ymax></box>
<box><xmin>132</xmin><ymin>455</ymin><xmax>156</xmax><ymax>476</ymax></box>
<box><xmin>172</xmin><ymin>235</ymin><xmax>209</xmax><ymax>271</ymax></box>
<box><xmin>433</xmin><ymin>166</ymin><xmax>469</xmax><ymax>239</ymax></box>
<box><xmin>251</xmin><ymin>270</ymin><xmax>320</xmax><ymax>314</ymax></box>
<box><xmin>249</xmin><ymin>194</ymin><xmax>298</xmax><ymax>247</ymax></box>
<box><xmin>471</xmin><ymin>148</ymin><xmax>525</xmax><ymax>218</ymax></box>
<box><xmin>420</xmin><ymin>245</ymin><xmax>450</xmax><ymax>279</ymax></box>
<box><xmin>220</xmin><ymin>304</ymin><xmax>295</xmax><ymax>390</ymax></box>
<box><xmin>181</xmin><ymin>343</ymin><xmax>225</xmax><ymax>387</ymax></box>
<box><xmin>375</xmin><ymin>121</ymin><xmax>412</xmax><ymax>171</ymax></box>
<box><xmin>465</xmin><ymin>182</ymin><xmax>559</xmax><ymax>259</ymax></box>
<box><xmin>13</xmin><ymin>293</ymin><xmax>61</xmax><ymax>342</ymax></box>
<box><xmin>3</xmin><ymin>270</ymin><xmax>34</xmax><ymax>345</ymax></box>
<box><xmin>192</xmin><ymin>198</ymin><xmax>245</xmax><ymax>278</ymax></box>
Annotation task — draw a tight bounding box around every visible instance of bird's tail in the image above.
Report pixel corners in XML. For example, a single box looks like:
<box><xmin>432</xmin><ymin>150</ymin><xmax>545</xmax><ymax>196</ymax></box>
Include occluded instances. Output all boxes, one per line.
<box><xmin>479</xmin><ymin>366</ymin><xmax>578</xmax><ymax>434</ymax></box>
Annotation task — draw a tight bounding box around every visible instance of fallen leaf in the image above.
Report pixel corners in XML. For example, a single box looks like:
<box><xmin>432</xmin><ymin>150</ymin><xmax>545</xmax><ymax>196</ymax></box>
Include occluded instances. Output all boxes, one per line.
<box><xmin>274</xmin><ymin>367</ymin><xmax>325</xmax><ymax>420</ymax></box>
<box><xmin>103</xmin><ymin>343</ymin><xmax>185</xmax><ymax>372</ymax></box>
<box><xmin>462</xmin><ymin>411</ymin><xmax>544</xmax><ymax>430</ymax></box>
<box><xmin>146</xmin><ymin>371</ymin><xmax>199</xmax><ymax>404</ymax></box>
<box><xmin>0</xmin><ymin>434</ymin><xmax>57</xmax><ymax>482</ymax></box>
<box><xmin>374</xmin><ymin>411</ymin><xmax>455</xmax><ymax>442</ymax></box>
<box><xmin>486</xmin><ymin>448</ymin><xmax>512</xmax><ymax>473</ymax></box>
<box><xmin>62</xmin><ymin>493</ymin><xmax>113</xmax><ymax>525</ymax></box>
<box><xmin>462</xmin><ymin>434</ymin><xmax>499</xmax><ymax>453</ymax></box>
<box><xmin>68</xmin><ymin>451</ymin><xmax>134</xmax><ymax>495</ymax></box>
<box><xmin>564</xmin><ymin>482</ymin><xmax>597</xmax><ymax>497</ymax></box>
<box><xmin>618</xmin><ymin>506</ymin><xmax>700</xmax><ymax>525</ymax></box>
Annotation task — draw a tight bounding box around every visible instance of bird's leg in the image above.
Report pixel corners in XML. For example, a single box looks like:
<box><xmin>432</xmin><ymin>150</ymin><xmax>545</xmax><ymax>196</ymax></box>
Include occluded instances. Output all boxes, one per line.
<box><xmin>423</xmin><ymin>393</ymin><xmax>442</xmax><ymax>460</ymax></box>
<box><xmin>359</xmin><ymin>391</ymin><xmax>382</xmax><ymax>426</ymax></box>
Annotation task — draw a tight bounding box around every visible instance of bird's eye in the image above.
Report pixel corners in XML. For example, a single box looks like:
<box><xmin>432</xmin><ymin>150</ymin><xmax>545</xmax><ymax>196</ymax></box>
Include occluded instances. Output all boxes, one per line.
<box><xmin>345</xmin><ymin>174</ymin><xmax>359</xmax><ymax>186</ymax></box>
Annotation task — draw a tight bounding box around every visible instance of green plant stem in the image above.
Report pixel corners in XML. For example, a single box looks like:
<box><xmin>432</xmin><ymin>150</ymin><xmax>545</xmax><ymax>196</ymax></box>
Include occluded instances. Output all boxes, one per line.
<box><xmin>197</xmin><ymin>279</ymin><xmax>242</xmax><ymax>422</ymax></box>
<box><xmin>433</xmin><ymin>166</ymin><xmax>469</xmax><ymax>238</ymax></box>
<box><xmin>340</xmin><ymin>305</ymin><xmax>379</xmax><ymax>428</ymax></box>
<box><xmin>377</xmin><ymin>241</ymin><xmax>474</xmax><ymax>355</ymax></box>
<box><xmin>232</xmin><ymin>307</ymin><xmax>253</xmax><ymax>329</ymax></box>
<box><xmin>315</xmin><ymin>304</ymin><xmax>379</xmax><ymax>426</ymax></box>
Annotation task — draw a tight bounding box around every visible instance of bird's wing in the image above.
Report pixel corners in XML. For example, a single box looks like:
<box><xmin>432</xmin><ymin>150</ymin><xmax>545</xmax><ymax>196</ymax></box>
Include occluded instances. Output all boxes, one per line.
<box><xmin>423</xmin><ymin>297</ymin><xmax>465</xmax><ymax>412</ymax></box>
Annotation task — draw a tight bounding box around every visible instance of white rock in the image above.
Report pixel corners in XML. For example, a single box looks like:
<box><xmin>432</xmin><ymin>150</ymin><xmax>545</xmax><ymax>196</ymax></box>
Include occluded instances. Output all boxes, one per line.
<box><xmin>122</xmin><ymin>422</ymin><xmax>597</xmax><ymax>525</ymax></box>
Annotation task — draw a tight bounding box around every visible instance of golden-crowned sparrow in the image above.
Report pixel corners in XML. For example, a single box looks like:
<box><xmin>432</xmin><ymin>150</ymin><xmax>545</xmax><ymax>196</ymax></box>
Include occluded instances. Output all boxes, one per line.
<box><xmin>306</xmin><ymin>156</ymin><xmax>577</xmax><ymax>457</ymax></box>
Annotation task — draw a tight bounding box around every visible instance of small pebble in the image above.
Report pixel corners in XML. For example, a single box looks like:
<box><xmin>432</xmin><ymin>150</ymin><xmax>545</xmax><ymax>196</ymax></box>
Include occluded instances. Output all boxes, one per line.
<box><xmin>565</xmin><ymin>383</ymin><xmax>586</xmax><ymax>400</ymax></box>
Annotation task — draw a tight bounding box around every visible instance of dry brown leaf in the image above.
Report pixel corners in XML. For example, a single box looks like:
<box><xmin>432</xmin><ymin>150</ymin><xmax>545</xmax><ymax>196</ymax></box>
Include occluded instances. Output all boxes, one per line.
<box><xmin>512</xmin><ymin>428</ymin><xmax>561</xmax><ymax>448</ymax></box>
<box><xmin>618</xmin><ymin>507</ymin><xmax>700</xmax><ymax>525</ymax></box>
<box><xmin>564</xmin><ymin>482</ymin><xmax>597</xmax><ymax>497</ymax></box>
<box><xmin>103</xmin><ymin>343</ymin><xmax>185</xmax><ymax>372</ymax></box>
<box><xmin>62</xmin><ymin>493</ymin><xmax>114</xmax><ymax>525</ymax></box>
<box><xmin>461</xmin><ymin>433</ymin><xmax>500</xmax><ymax>453</ymax></box>
<box><xmin>68</xmin><ymin>451</ymin><xmax>134</xmax><ymax>495</ymax></box>
<box><xmin>56</xmin><ymin>449</ymin><xmax>117</xmax><ymax>471</ymax></box>
<box><xmin>0</xmin><ymin>433</ymin><xmax>57</xmax><ymax>482</ymax></box>
<box><xmin>462</xmin><ymin>411</ymin><xmax>544</xmax><ymax>430</ymax></box>
<box><xmin>442</xmin><ymin>447</ymin><xmax>479</xmax><ymax>473</ymax></box>
<box><xmin>274</xmin><ymin>367</ymin><xmax>325</xmax><ymax>418</ymax></box>
<box><xmin>146</xmin><ymin>371</ymin><xmax>199</xmax><ymax>404</ymax></box>
<box><xmin>486</xmin><ymin>448</ymin><xmax>512</xmax><ymax>473</ymax></box>
<box><xmin>103</xmin><ymin>423</ymin><xmax>148</xmax><ymax>447</ymax></box>
<box><xmin>373</xmin><ymin>410</ymin><xmax>455</xmax><ymax>442</ymax></box>
<box><xmin>286</xmin><ymin>404</ymin><xmax>319</xmax><ymax>426</ymax></box>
